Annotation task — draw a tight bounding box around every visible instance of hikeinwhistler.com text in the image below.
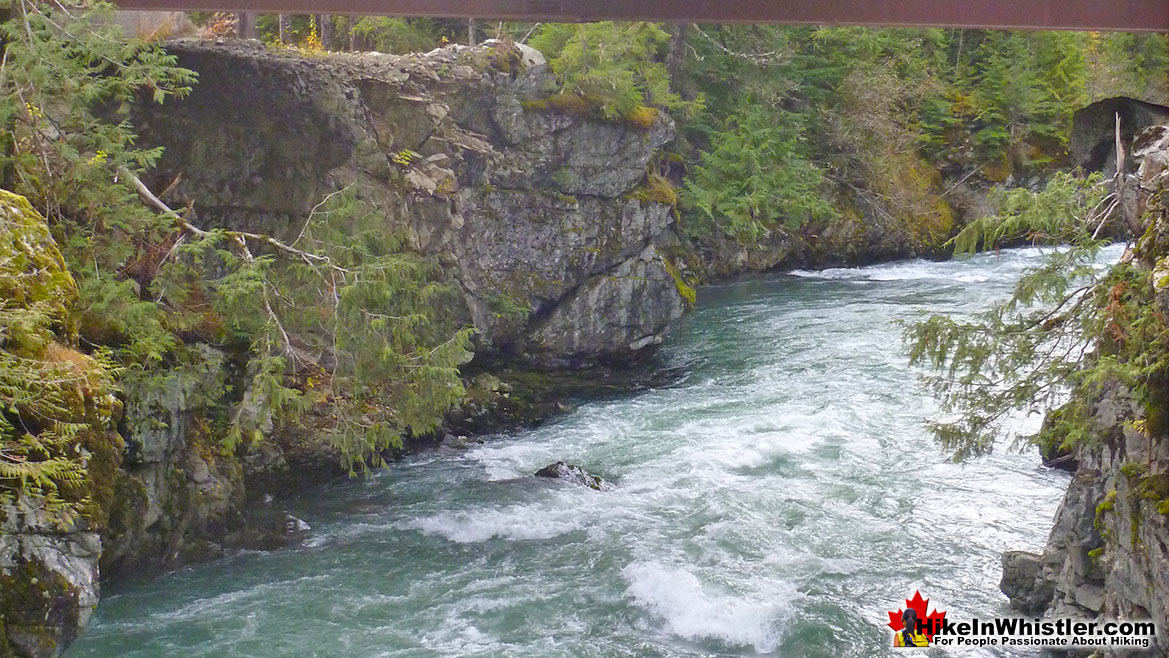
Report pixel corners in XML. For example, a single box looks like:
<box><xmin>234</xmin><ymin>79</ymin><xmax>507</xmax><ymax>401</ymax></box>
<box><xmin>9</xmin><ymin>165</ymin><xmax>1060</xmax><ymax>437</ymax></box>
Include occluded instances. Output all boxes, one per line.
<box><xmin>923</xmin><ymin>617</ymin><xmax>1158</xmax><ymax>649</ymax></box>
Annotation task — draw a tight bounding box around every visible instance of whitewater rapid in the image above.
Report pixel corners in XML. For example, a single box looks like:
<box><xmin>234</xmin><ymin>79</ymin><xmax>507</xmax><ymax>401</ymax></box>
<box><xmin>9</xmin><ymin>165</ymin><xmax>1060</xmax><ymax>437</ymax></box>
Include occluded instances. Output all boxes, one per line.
<box><xmin>70</xmin><ymin>246</ymin><xmax>1122</xmax><ymax>658</ymax></box>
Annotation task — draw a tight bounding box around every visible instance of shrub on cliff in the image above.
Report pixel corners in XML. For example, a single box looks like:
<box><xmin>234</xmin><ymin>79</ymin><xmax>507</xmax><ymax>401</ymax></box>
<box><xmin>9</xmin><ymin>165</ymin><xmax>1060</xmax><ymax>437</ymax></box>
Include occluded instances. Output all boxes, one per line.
<box><xmin>904</xmin><ymin>169</ymin><xmax>1169</xmax><ymax>460</ymax></box>
<box><xmin>529</xmin><ymin>22</ymin><xmax>700</xmax><ymax>123</ymax></box>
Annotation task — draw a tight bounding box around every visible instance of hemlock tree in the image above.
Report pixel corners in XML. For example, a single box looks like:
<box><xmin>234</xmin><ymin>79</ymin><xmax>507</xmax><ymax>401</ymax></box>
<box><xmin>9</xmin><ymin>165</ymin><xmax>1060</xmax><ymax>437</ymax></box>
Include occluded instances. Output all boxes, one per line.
<box><xmin>904</xmin><ymin>172</ymin><xmax>1168</xmax><ymax>460</ymax></box>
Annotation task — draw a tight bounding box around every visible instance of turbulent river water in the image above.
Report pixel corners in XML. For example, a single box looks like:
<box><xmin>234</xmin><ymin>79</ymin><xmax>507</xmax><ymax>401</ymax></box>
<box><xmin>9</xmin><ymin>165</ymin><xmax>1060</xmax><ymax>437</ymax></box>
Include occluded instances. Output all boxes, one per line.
<box><xmin>70</xmin><ymin>247</ymin><xmax>1121</xmax><ymax>658</ymax></box>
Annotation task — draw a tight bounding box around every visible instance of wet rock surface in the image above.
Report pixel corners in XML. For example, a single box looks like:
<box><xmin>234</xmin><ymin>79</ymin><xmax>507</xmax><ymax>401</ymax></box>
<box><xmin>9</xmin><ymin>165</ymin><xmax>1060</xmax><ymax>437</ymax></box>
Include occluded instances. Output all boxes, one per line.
<box><xmin>535</xmin><ymin>462</ymin><xmax>614</xmax><ymax>491</ymax></box>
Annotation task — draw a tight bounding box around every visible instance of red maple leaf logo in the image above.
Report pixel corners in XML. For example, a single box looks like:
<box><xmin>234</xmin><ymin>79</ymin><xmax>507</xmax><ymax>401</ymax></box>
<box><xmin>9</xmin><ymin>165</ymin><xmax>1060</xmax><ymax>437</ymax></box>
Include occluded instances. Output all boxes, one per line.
<box><xmin>887</xmin><ymin>590</ymin><xmax>947</xmax><ymax>641</ymax></box>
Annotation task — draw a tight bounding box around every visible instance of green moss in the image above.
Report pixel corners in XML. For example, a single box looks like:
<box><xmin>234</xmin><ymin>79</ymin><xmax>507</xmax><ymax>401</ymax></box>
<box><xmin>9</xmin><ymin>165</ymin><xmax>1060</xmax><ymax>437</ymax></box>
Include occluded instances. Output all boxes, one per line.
<box><xmin>488</xmin><ymin>41</ymin><xmax>521</xmax><ymax>75</ymax></box>
<box><xmin>626</xmin><ymin>173</ymin><xmax>678</xmax><ymax>207</ymax></box>
<box><xmin>522</xmin><ymin>92</ymin><xmax>598</xmax><ymax>118</ymax></box>
<box><xmin>663</xmin><ymin>258</ymin><xmax>696</xmax><ymax>307</ymax></box>
<box><xmin>550</xmin><ymin>167</ymin><xmax>575</xmax><ymax>189</ymax></box>
<box><xmin>1094</xmin><ymin>489</ymin><xmax>1116</xmax><ymax>532</ymax></box>
<box><xmin>622</xmin><ymin>105</ymin><xmax>658</xmax><ymax>130</ymax></box>
<box><xmin>0</xmin><ymin>558</ymin><xmax>75</xmax><ymax>653</ymax></box>
<box><xmin>0</xmin><ymin>189</ymin><xmax>79</xmax><ymax>343</ymax></box>
<box><xmin>0</xmin><ymin>614</ymin><xmax>11</xmax><ymax>655</ymax></box>
<box><xmin>1120</xmin><ymin>460</ymin><xmax>1148</xmax><ymax>480</ymax></box>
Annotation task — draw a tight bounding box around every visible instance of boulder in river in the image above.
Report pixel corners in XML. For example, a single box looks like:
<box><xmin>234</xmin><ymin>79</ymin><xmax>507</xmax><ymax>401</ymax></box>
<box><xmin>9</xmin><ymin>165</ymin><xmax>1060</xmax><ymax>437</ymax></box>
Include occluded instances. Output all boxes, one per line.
<box><xmin>535</xmin><ymin>462</ymin><xmax>613</xmax><ymax>491</ymax></box>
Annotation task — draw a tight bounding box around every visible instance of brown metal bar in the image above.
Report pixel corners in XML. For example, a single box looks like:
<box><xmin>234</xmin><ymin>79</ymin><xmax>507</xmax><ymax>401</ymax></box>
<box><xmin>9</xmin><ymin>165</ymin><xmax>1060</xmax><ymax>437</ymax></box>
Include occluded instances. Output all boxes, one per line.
<box><xmin>112</xmin><ymin>0</ymin><xmax>1169</xmax><ymax>32</ymax></box>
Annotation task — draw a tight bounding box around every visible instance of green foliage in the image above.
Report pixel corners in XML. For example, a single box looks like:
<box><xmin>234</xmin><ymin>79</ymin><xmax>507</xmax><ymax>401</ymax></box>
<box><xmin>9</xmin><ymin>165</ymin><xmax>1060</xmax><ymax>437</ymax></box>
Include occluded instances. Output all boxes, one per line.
<box><xmin>0</xmin><ymin>0</ymin><xmax>195</xmax><ymax>371</ymax></box>
<box><xmin>1086</xmin><ymin>33</ymin><xmax>1169</xmax><ymax>103</ymax></box>
<box><xmin>683</xmin><ymin>102</ymin><xmax>833</xmax><ymax>241</ymax></box>
<box><xmin>905</xmin><ymin>174</ymin><xmax>1169</xmax><ymax>460</ymax></box>
<box><xmin>0</xmin><ymin>0</ymin><xmax>193</xmax><ymax>520</ymax></box>
<box><xmin>0</xmin><ymin>191</ymin><xmax>116</xmax><ymax>522</ymax></box>
<box><xmin>0</xmin><ymin>307</ymin><xmax>108</xmax><ymax>521</ymax></box>
<box><xmin>965</xmin><ymin>32</ymin><xmax>1086</xmax><ymax>162</ymax></box>
<box><xmin>348</xmin><ymin>17</ymin><xmax>443</xmax><ymax>54</ymax></box>
<box><xmin>949</xmin><ymin>172</ymin><xmax>1109</xmax><ymax>254</ymax></box>
<box><xmin>1</xmin><ymin>3</ymin><xmax>475</xmax><ymax>482</ymax></box>
<box><xmin>153</xmin><ymin>189</ymin><xmax>474</xmax><ymax>473</ymax></box>
<box><xmin>530</xmin><ymin>22</ymin><xmax>699</xmax><ymax>122</ymax></box>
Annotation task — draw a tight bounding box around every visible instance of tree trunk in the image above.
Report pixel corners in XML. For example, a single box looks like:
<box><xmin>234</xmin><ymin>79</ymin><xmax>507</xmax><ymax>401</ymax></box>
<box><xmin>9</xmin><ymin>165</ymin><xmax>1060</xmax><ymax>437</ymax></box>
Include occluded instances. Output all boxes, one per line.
<box><xmin>279</xmin><ymin>14</ymin><xmax>292</xmax><ymax>44</ymax></box>
<box><xmin>349</xmin><ymin>16</ymin><xmax>360</xmax><ymax>51</ymax></box>
<box><xmin>236</xmin><ymin>12</ymin><xmax>256</xmax><ymax>39</ymax></box>
<box><xmin>666</xmin><ymin>23</ymin><xmax>689</xmax><ymax>93</ymax></box>
<box><xmin>317</xmin><ymin>14</ymin><xmax>333</xmax><ymax>49</ymax></box>
<box><xmin>467</xmin><ymin>18</ymin><xmax>477</xmax><ymax>47</ymax></box>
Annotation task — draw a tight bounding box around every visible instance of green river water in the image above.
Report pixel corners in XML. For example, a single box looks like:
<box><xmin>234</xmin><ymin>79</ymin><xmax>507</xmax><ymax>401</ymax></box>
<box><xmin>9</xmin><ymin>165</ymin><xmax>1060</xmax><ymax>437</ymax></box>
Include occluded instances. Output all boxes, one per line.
<box><xmin>70</xmin><ymin>247</ymin><xmax>1117</xmax><ymax>658</ymax></box>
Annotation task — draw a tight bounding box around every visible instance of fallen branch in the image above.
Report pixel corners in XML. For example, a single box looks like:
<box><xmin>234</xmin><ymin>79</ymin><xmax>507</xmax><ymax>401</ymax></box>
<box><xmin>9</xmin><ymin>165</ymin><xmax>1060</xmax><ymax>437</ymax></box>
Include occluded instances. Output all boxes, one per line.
<box><xmin>121</xmin><ymin>167</ymin><xmax>349</xmax><ymax>275</ymax></box>
<box><xmin>691</xmin><ymin>25</ymin><xmax>789</xmax><ymax>66</ymax></box>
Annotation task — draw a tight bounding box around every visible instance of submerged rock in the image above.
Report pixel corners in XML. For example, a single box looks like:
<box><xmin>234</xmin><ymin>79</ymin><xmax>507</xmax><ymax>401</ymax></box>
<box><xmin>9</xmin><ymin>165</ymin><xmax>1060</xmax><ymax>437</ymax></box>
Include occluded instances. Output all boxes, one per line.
<box><xmin>535</xmin><ymin>462</ymin><xmax>613</xmax><ymax>491</ymax></box>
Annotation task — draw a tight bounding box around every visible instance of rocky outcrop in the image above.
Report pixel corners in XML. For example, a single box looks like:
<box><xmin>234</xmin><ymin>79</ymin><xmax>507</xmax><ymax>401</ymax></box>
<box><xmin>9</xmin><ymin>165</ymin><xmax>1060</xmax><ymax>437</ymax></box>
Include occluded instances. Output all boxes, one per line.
<box><xmin>1000</xmin><ymin>125</ymin><xmax>1169</xmax><ymax>656</ymax></box>
<box><xmin>85</xmin><ymin>39</ymin><xmax>686</xmax><ymax>584</ymax></box>
<box><xmin>135</xmin><ymin>39</ymin><xmax>686</xmax><ymax>368</ymax></box>
<box><xmin>1070</xmin><ymin>97</ymin><xmax>1169</xmax><ymax>174</ymax></box>
<box><xmin>0</xmin><ymin>191</ymin><xmax>124</xmax><ymax>657</ymax></box>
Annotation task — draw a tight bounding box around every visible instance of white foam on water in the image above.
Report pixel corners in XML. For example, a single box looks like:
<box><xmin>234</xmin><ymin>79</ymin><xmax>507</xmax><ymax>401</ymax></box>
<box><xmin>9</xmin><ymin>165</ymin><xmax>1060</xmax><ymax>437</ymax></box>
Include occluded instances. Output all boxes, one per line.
<box><xmin>402</xmin><ymin>502</ymin><xmax>590</xmax><ymax>543</ymax></box>
<box><xmin>621</xmin><ymin>561</ymin><xmax>798</xmax><ymax>653</ymax></box>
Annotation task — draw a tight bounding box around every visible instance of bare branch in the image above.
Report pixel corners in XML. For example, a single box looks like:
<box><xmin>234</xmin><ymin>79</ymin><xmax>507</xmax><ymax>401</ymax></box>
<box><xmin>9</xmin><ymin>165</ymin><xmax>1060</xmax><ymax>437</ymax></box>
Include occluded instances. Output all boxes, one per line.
<box><xmin>121</xmin><ymin>167</ymin><xmax>350</xmax><ymax>275</ymax></box>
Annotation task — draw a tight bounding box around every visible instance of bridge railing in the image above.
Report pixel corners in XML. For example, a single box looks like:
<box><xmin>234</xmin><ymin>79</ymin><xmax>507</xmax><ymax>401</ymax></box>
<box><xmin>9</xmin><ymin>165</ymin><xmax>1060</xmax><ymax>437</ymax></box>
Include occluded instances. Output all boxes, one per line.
<box><xmin>112</xmin><ymin>0</ymin><xmax>1169</xmax><ymax>33</ymax></box>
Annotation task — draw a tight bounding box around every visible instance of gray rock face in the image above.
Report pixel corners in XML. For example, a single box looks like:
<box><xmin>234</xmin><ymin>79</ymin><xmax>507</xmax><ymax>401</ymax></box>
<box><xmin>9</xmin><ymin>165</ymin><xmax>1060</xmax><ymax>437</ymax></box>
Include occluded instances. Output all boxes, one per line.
<box><xmin>101</xmin><ymin>346</ymin><xmax>248</xmax><ymax>578</ymax></box>
<box><xmin>1000</xmin><ymin>551</ymin><xmax>1054</xmax><ymax>615</ymax></box>
<box><xmin>1070</xmin><ymin>97</ymin><xmax>1169</xmax><ymax>173</ymax></box>
<box><xmin>1003</xmin><ymin>381</ymin><xmax>1168</xmax><ymax>656</ymax></box>
<box><xmin>0</xmin><ymin>505</ymin><xmax>104</xmax><ymax>658</ymax></box>
<box><xmin>136</xmin><ymin>39</ymin><xmax>686</xmax><ymax>369</ymax></box>
<box><xmin>534</xmin><ymin>244</ymin><xmax>687</xmax><ymax>365</ymax></box>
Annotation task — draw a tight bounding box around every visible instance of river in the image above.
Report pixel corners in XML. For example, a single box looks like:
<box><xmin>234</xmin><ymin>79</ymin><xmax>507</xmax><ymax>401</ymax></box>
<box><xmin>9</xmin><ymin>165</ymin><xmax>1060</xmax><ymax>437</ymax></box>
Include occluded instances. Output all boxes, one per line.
<box><xmin>70</xmin><ymin>246</ymin><xmax>1116</xmax><ymax>658</ymax></box>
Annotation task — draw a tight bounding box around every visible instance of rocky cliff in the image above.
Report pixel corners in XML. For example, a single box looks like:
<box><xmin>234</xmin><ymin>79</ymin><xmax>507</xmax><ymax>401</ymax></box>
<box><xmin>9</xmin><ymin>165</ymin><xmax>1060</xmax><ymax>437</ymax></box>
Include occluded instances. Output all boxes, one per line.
<box><xmin>1000</xmin><ymin>124</ymin><xmax>1169</xmax><ymax>656</ymax></box>
<box><xmin>2</xmin><ymin>39</ymin><xmax>687</xmax><ymax>656</ymax></box>
<box><xmin>135</xmin><ymin>39</ymin><xmax>686</xmax><ymax>367</ymax></box>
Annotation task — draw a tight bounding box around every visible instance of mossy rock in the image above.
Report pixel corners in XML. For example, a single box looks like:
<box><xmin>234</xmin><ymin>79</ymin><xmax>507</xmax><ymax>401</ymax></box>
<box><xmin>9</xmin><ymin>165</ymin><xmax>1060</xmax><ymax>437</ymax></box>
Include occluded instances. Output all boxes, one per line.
<box><xmin>0</xmin><ymin>189</ymin><xmax>78</xmax><ymax>343</ymax></box>
<box><xmin>0</xmin><ymin>557</ymin><xmax>80</xmax><ymax>657</ymax></box>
